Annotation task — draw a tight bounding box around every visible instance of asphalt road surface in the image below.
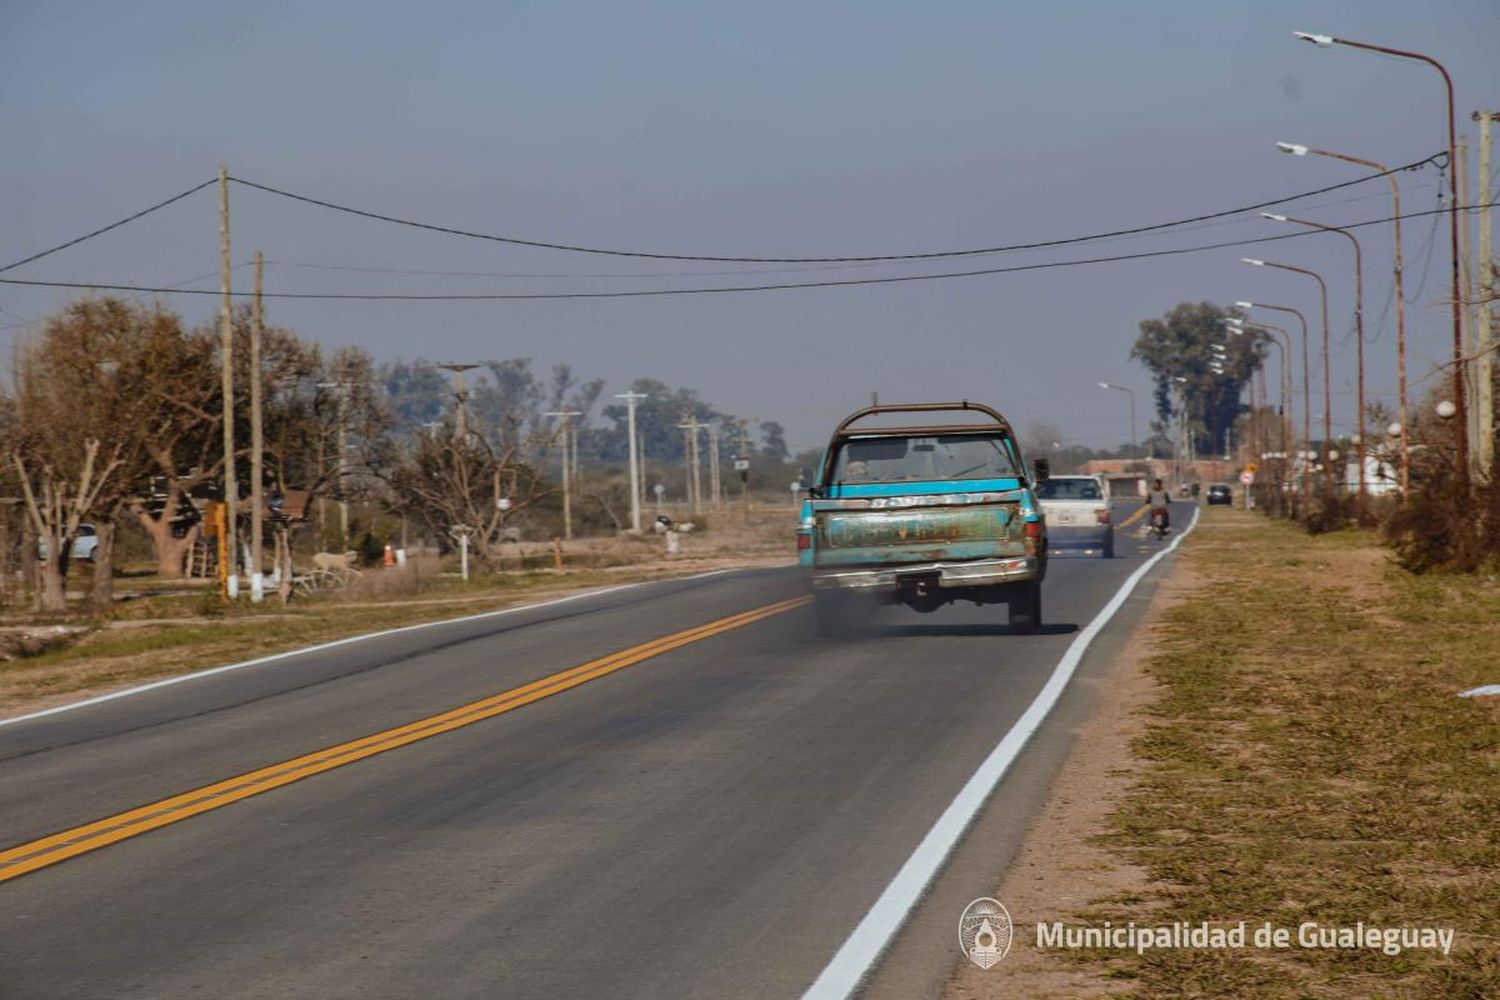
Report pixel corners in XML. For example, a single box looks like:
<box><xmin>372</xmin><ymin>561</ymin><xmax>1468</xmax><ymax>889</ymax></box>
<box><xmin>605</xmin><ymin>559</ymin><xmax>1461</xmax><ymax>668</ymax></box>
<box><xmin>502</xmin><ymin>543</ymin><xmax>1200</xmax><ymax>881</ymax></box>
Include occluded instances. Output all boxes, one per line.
<box><xmin>0</xmin><ymin>502</ymin><xmax>1190</xmax><ymax>999</ymax></box>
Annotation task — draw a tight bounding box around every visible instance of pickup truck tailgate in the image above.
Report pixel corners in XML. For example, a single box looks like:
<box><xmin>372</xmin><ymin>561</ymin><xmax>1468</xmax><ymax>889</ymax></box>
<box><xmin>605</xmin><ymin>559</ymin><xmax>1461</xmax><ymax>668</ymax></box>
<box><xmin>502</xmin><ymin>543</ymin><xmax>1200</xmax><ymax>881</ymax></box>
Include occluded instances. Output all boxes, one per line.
<box><xmin>812</xmin><ymin>493</ymin><xmax>1027</xmax><ymax>568</ymax></box>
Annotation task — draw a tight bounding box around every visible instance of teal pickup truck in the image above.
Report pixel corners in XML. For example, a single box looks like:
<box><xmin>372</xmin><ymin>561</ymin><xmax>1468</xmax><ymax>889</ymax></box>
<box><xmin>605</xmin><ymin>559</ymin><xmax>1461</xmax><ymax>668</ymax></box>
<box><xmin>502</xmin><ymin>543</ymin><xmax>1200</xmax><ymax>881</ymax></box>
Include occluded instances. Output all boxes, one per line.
<box><xmin>797</xmin><ymin>401</ymin><xmax>1049</xmax><ymax>635</ymax></box>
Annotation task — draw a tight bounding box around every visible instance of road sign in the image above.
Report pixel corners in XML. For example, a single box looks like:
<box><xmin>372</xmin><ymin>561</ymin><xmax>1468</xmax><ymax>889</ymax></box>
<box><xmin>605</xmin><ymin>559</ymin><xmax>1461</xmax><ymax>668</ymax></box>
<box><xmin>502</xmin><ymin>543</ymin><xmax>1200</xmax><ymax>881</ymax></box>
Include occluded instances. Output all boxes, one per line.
<box><xmin>734</xmin><ymin>459</ymin><xmax>750</xmax><ymax>472</ymax></box>
<box><xmin>1246</xmin><ymin>461</ymin><xmax>1259</xmax><ymax>474</ymax></box>
<box><xmin>1240</xmin><ymin>471</ymin><xmax>1255</xmax><ymax>485</ymax></box>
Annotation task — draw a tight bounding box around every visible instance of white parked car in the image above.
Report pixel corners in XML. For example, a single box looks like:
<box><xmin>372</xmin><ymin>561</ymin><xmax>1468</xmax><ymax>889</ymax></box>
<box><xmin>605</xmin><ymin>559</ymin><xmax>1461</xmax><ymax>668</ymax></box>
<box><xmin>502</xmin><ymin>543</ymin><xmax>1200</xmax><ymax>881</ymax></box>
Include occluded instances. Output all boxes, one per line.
<box><xmin>1036</xmin><ymin>475</ymin><xmax>1113</xmax><ymax>558</ymax></box>
<box><xmin>37</xmin><ymin>523</ymin><xmax>101</xmax><ymax>562</ymax></box>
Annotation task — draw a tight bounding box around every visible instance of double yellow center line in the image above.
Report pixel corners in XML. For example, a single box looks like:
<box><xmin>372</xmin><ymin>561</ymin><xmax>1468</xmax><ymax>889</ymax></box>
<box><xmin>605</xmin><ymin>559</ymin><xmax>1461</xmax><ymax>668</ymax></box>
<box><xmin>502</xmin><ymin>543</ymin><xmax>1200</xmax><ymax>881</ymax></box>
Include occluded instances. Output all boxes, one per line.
<box><xmin>0</xmin><ymin>595</ymin><xmax>810</xmax><ymax>884</ymax></box>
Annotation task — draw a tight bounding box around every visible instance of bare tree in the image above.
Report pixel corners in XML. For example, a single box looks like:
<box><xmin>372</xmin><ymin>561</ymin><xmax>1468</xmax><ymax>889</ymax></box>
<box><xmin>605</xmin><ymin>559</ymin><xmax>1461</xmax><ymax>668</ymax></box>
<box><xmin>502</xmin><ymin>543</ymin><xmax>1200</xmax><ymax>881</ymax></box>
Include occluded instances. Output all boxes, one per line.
<box><xmin>382</xmin><ymin>422</ymin><xmax>554</xmax><ymax>565</ymax></box>
<box><xmin>12</xmin><ymin>441</ymin><xmax>122</xmax><ymax>613</ymax></box>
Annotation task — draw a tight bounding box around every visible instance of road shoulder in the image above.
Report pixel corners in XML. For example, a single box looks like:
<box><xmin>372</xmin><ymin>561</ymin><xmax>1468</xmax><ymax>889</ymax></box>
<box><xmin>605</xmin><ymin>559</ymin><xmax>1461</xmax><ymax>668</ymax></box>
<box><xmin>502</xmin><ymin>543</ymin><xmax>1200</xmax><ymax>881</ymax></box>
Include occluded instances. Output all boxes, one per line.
<box><xmin>945</xmin><ymin>507</ymin><xmax>1500</xmax><ymax>998</ymax></box>
<box><xmin>942</xmin><ymin>528</ymin><xmax>1199</xmax><ymax>999</ymax></box>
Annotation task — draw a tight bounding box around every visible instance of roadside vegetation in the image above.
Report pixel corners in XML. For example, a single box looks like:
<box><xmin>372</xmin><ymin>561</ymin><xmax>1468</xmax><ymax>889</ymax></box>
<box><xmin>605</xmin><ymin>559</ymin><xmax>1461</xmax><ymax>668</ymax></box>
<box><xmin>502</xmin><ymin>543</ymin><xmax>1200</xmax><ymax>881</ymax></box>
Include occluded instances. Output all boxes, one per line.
<box><xmin>0</xmin><ymin>509</ymin><xmax>792</xmax><ymax>716</ymax></box>
<box><xmin>1082</xmin><ymin>506</ymin><xmax>1499</xmax><ymax>997</ymax></box>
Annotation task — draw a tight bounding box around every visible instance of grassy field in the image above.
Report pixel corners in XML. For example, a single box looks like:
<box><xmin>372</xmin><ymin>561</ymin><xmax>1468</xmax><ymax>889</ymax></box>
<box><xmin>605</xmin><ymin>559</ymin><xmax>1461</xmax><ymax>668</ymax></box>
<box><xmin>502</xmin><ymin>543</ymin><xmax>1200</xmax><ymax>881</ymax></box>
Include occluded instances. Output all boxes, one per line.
<box><xmin>1081</xmin><ymin>506</ymin><xmax>1499</xmax><ymax>997</ymax></box>
<box><xmin>0</xmin><ymin>509</ymin><xmax>795</xmax><ymax>715</ymax></box>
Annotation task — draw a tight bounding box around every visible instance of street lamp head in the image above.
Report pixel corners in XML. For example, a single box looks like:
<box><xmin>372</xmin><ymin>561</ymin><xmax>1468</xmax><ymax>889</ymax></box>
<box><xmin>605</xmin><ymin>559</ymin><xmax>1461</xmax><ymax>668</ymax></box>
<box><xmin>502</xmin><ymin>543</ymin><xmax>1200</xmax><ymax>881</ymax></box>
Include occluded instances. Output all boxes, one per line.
<box><xmin>1292</xmin><ymin>31</ymin><xmax>1335</xmax><ymax>47</ymax></box>
<box><xmin>1387</xmin><ymin>422</ymin><xmax>1402</xmax><ymax>437</ymax></box>
<box><xmin>1261</xmin><ymin>212</ymin><xmax>1289</xmax><ymax>223</ymax></box>
<box><xmin>1276</xmin><ymin>142</ymin><xmax>1310</xmax><ymax>157</ymax></box>
<box><xmin>1097</xmin><ymin>381</ymin><xmax>1110</xmax><ymax>389</ymax></box>
<box><xmin>1435</xmin><ymin>400</ymin><xmax>1457</xmax><ymax>419</ymax></box>
<box><xmin>1234</xmin><ymin>300</ymin><xmax>1255</xmax><ymax>309</ymax></box>
<box><xmin>1241</xmin><ymin>258</ymin><xmax>1266</xmax><ymax>267</ymax></box>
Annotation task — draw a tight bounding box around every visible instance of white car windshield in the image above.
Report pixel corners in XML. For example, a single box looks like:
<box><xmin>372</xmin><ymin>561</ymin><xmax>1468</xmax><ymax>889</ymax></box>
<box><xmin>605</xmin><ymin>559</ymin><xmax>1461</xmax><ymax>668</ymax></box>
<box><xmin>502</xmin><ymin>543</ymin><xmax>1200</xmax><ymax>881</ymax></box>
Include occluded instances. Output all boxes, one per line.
<box><xmin>1036</xmin><ymin>479</ymin><xmax>1103</xmax><ymax>501</ymax></box>
<box><xmin>831</xmin><ymin>434</ymin><xmax>1020</xmax><ymax>484</ymax></box>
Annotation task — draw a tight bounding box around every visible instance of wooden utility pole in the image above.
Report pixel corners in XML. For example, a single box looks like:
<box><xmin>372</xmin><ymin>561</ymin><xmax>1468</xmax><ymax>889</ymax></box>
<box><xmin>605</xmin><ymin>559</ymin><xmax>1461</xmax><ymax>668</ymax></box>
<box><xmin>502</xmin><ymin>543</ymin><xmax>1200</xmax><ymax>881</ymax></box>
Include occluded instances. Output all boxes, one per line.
<box><xmin>437</xmin><ymin>363</ymin><xmax>480</xmax><ymax>443</ymax></box>
<box><xmin>707</xmin><ymin>423</ymin><xmax>722</xmax><ymax>508</ymax></box>
<box><xmin>1473</xmin><ymin>111</ymin><xmax>1497</xmax><ymax>476</ymax></box>
<box><xmin>614</xmin><ymin>391</ymin><xmax>647</xmax><ymax>533</ymax></box>
<box><xmin>738</xmin><ymin>419</ymin><xmax>751</xmax><ymax>522</ymax></box>
<box><xmin>677</xmin><ymin>412</ymin><xmax>702</xmax><ymax>514</ymax></box>
<box><xmin>250</xmin><ymin>251</ymin><xmax>265</xmax><ymax>602</ymax></box>
<box><xmin>689</xmin><ymin>414</ymin><xmax>702</xmax><ymax>515</ymax></box>
<box><xmin>1458</xmin><ymin>136</ymin><xmax>1479</xmax><ymax>470</ymax></box>
<box><xmin>218</xmin><ymin>165</ymin><xmax>237</xmax><ymax>599</ymax></box>
<box><xmin>544</xmin><ymin>410</ymin><xmax>581</xmax><ymax>539</ymax></box>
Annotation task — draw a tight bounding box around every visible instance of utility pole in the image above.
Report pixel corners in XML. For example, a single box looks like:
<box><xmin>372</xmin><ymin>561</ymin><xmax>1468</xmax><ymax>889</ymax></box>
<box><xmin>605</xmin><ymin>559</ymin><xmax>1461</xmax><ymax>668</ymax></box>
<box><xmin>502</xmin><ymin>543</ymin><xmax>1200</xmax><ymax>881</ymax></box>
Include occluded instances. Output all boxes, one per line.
<box><xmin>737</xmin><ymin>420</ymin><xmax>751</xmax><ymax>522</ymax></box>
<box><xmin>677</xmin><ymin>412</ymin><xmax>702</xmax><ymax>515</ymax></box>
<box><xmin>545</xmin><ymin>410</ymin><xmax>581</xmax><ymax>540</ymax></box>
<box><xmin>614</xmin><ymin>391</ymin><xmax>647</xmax><ymax>533</ymax></box>
<box><xmin>218</xmin><ymin>165</ymin><xmax>237</xmax><ymax>599</ymax></box>
<box><xmin>1475</xmin><ymin>111</ymin><xmax>1498</xmax><ymax>476</ymax></box>
<box><xmin>317</xmin><ymin>380</ymin><xmax>352</xmax><ymax>545</ymax></box>
<box><xmin>1458</xmin><ymin>135</ymin><xmax>1478</xmax><ymax>472</ymax></box>
<box><xmin>437</xmin><ymin>363</ymin><xmax>481</xmax><ymax>442</ymax></box>
<box><xmin>706</xmin><ymin>424</ymin><xmax>722</xmax><ymax>508</ymax></box>
<box><xmin>690</xmin><ymin>414</ymin><xmax>702</xmax><ymax>515</ymax></box>
<box><xmin>250</xmin><ymin>251</ymin><xmax>265</xmax><ymax>603</ymax></box>
<box><xmin>337</xmin><ymin>388</ymin><xmax>348</xmax><ymax>541</ymax></box>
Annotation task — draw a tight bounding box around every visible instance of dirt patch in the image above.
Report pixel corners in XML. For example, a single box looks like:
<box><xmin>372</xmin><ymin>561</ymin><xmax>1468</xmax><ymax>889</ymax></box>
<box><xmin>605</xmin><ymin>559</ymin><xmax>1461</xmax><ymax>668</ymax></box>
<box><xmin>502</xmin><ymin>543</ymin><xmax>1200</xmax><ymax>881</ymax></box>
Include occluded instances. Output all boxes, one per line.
<box><xmin>944</xmin><ymin>549</ymin><xmax>1203</xmax><ymax>999</ymax></box>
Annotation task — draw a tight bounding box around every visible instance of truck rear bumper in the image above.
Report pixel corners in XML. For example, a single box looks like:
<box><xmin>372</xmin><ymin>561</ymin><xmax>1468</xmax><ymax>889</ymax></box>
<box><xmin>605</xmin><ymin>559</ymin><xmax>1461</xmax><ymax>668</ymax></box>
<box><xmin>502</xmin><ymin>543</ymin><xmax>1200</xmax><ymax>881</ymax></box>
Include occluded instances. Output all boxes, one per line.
<box><xmin>808</xmin><ymin>555</ymin><xmax>1041</xmax><ymax>592</ymax></box>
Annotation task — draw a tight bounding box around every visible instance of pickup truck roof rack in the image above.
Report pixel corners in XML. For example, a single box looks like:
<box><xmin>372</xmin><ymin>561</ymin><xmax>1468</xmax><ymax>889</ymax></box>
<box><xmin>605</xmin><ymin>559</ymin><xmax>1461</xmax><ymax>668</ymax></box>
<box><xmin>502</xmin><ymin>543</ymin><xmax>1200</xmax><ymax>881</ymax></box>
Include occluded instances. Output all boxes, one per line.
<box><xmin>830</xmin><ymin>400</ymin><xmax>1016</xmax><ymax>440</ymax></box>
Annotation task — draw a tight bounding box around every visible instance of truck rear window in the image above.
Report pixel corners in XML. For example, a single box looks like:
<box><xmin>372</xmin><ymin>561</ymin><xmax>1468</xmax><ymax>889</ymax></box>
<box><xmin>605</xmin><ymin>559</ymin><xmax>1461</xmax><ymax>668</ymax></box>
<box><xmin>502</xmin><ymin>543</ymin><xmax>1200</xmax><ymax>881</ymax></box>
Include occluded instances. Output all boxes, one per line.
<box><xmin>830</xmin><ymin>434</ymin><xmax>1020</xmax><ymax>484</ymax></box>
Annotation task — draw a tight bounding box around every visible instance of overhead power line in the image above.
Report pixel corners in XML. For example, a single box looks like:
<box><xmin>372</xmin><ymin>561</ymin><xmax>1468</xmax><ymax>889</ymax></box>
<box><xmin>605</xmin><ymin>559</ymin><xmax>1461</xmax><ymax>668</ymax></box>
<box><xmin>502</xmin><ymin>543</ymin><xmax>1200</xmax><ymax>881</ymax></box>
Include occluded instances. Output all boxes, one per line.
<box><xmin>4</xmin><ymin>201</ymin><xmax>1486</xmax><ymax>303</ymax></box>
<box><xmin>0</xmin><ymin>155</ymin><xmax>1441</xmax><ymax>281</ymax></box>
<box><xmin>227</xmin><ymin>155</ymin><xmax>1439</xmax><ymax>264</ymax></box>
<box><xmin>0</xmin><ymin>178</ymin><xmax>217</xmax><ymax>274</ymax></box>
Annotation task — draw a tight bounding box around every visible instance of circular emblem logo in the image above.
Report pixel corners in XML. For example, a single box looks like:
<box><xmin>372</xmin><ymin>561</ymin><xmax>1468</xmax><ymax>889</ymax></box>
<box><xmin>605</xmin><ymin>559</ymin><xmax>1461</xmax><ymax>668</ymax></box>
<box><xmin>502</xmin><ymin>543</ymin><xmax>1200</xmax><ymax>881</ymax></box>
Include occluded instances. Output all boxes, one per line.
<box><xmin>959</xmin><ymin>897</ymin><xmax>1013</xmax><ymax>969</ymax></box>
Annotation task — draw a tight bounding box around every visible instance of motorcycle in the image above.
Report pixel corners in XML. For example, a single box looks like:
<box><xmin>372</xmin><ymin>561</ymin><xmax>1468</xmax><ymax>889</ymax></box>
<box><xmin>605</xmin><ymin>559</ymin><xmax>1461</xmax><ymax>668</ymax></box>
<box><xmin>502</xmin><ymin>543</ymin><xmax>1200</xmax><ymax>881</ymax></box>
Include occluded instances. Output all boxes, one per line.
<box><xmin>1149</xmin><ymin>507</ymin><xmax>1170</xmax><ymax>539</ymax></box>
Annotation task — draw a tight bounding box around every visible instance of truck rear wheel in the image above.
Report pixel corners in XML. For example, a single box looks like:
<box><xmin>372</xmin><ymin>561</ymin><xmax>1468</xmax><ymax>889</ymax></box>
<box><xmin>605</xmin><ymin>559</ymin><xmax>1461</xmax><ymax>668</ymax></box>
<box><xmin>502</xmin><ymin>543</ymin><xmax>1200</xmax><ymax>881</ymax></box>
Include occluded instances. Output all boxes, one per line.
<box><xmin>1009</xmin><ymin>582</ymin><xmax>1043</xmax><ymax>632</ymax></box>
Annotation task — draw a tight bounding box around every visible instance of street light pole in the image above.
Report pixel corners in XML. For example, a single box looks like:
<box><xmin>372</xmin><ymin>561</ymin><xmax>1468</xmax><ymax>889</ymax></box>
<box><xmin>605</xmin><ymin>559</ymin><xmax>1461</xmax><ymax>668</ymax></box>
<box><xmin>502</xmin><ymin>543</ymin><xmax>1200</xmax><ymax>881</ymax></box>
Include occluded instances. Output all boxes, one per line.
<box><xmin>614</xmin><ymin>391</ymin><xmax>647</xmax><ymax>533</ymax></box>
<box><xmin>1262</xmin><ymin>214</ymin><xmax>1367</xmax><ymax>498</ymax></box>
<box><xmin>1237</xmin><ymin>302</ymin><xmax>1313</xmax><ymax>508</ymax></box>
<box><xmin>1293</xmin><ymin>31</ymin><xmax>1468</xmax><ymax>476</ymax></box>
<box><xmin>1277</xmin><ymin>141</ymin><xmax>1411</xmax><ymax>495</ymax></box>
<box><xmin>1227</xmin><ymin>317</ymin><xmax>1293</xmax><ymax>458</ymax></box>
<box><xmin>1243</xmin><ymin>260</ymin><xmax>1332</xmax><ymax>496</ymax></box>
<box><xmin>1096</xmin><ymin>382</ymin><xmax>1137</xmax><ymax>461</ymax></box>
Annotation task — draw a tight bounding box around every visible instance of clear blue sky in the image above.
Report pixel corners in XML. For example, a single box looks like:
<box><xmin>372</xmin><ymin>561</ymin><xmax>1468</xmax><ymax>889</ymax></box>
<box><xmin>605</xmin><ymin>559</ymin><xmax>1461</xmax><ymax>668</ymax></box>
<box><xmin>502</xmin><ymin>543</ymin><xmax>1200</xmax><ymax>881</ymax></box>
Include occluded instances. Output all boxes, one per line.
<box><xmin>3</xmin><ymin>0</ymin><xmax>1497</xmax><ymax>450</ymax></box>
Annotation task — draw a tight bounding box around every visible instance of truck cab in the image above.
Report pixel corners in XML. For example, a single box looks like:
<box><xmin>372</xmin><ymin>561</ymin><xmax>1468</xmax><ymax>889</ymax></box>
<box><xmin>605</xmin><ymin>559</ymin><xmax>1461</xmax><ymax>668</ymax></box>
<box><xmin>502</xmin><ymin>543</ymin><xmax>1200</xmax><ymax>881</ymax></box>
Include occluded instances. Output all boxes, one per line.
<box><xmin>798</xmin><ymin>401</ymin><xmax>1049</xmax><ymax>635</ymax></box>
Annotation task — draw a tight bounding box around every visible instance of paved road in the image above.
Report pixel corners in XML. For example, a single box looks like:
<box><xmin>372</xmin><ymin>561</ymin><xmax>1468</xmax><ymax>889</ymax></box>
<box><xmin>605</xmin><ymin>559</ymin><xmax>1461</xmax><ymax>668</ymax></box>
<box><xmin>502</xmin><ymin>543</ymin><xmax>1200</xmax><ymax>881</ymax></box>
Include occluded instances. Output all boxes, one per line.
<box><xmin>0</xmin><ymin>502</ymin><xmax>1189</xmax><ymax>999</ymax></box>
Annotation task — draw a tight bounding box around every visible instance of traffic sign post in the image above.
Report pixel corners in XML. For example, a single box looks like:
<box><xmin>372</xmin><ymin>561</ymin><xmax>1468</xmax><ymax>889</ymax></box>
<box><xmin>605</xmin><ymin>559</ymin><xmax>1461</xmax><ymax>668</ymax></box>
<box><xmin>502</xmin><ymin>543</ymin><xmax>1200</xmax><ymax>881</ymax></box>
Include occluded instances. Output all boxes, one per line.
<box><xmin>1240</xmin><ymin>470</ymin><xmax>1255</xmax><ymax>509</ymax></box>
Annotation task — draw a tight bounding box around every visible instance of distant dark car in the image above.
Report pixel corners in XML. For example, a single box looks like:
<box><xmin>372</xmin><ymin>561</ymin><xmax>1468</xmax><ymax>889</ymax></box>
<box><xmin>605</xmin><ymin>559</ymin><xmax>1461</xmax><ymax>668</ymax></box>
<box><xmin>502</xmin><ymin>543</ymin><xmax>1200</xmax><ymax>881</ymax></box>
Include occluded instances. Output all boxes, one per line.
<box><xmin>1207</xmin><ymin>484</ymin><xmax>1234</xmax><ymax>506</ymax></box>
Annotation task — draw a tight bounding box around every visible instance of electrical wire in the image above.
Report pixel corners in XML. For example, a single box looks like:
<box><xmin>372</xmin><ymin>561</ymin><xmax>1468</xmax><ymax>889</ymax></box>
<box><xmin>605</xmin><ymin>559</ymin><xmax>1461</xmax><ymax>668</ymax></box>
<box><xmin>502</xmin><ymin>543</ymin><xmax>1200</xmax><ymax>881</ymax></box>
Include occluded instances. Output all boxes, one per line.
<box><xmin>261</xmin><ymin>179</ymin><xmax>1446</xmax><ymax>283</ymax></box>
<box><xmin>1405</xmin><ymin>189</ymin><xmax>1444</xmax><ymax>304</ymax></box>
<box><xmin>6</xmin><ymin>201</ymin><xmax>1489</xmax><ymax>303</ymax></box>
<box><xmin>225</xmin><ymin>154</ymin><xmax>1441</xmax><ymax>264</ymax></box>
<box><xmin>0</xmin><ymin>178</ymin><xmax>217</xmax><ymax>274</ymax></box>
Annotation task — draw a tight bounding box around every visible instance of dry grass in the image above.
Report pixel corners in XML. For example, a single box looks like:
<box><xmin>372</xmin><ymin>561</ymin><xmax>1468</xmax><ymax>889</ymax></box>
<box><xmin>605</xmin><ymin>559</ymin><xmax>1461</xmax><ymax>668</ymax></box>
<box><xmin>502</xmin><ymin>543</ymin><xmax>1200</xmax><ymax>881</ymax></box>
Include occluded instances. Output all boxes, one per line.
<box><xmin>1072</xmin><ymin>506</ymin><xmax>1500</xmax><ymax>997</ymax></box>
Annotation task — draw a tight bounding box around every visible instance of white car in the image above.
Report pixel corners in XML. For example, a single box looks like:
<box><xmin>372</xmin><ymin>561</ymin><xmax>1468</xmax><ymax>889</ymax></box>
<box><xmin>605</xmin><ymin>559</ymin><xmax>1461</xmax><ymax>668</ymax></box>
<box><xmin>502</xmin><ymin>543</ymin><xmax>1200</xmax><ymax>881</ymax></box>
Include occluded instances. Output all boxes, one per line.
<box><xmin>1036</xmin><ymin>475</ymin><xmax>1113</xmax><ymax>558</ymax></box>
<box><xmin>37</xmin><ymin>523</ymin><xmax>101</xmax><ymax>562</ymax></box>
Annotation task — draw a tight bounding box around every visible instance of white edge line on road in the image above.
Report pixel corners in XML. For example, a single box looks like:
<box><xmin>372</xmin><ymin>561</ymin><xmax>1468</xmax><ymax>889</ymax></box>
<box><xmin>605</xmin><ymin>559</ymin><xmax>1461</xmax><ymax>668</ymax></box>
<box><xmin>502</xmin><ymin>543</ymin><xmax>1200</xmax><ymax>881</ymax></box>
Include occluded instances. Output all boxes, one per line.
<box><xmin>1458</xmin><ymin>684</ymin><xmax>1500</xmax><ymax>698</ymax></box>
<box><xmin>802</xmin><ymin>505</ymin><xmax>1201</xmax><ymax>999</ymax></box>
<box><xmin>0</xmin><ymin>568</ymin><xmax>739</xmax><ymax>729</ymax></box>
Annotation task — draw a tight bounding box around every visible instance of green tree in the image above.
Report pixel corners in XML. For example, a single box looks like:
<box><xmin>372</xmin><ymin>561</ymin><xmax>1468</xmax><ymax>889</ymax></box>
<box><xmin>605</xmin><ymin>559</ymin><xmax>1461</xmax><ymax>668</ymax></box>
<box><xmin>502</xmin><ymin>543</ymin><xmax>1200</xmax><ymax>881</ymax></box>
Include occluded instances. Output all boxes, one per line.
<box><xmin>1131</xmin><ymin>301</ymin><xmax>1267</xmax><ymax>455</ymax></box>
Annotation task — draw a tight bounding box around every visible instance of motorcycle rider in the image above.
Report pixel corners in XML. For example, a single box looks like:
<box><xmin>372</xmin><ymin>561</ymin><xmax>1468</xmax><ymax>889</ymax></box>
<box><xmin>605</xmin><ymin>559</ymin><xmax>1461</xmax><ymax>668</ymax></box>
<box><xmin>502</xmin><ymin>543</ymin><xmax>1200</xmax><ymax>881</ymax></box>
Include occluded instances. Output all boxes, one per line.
<box><xmin>1144</xmin><ymin>478</ymin><xmax>1171</xmax><ymax>533</ymax></box>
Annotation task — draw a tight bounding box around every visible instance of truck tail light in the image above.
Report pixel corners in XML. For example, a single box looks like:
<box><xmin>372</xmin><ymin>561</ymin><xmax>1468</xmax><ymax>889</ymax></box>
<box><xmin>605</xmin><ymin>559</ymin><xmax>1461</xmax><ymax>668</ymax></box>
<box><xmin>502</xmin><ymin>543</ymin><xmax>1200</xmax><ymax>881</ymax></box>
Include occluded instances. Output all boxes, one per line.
<box><xmin>797</xmin><ymin>533</ymin><xmax>811</xmax><ymax>550</ymax></box>
<box><xmin>1023</xmin><ymin>520</ymin><xmax>1042</xmax><ymax>538</ymax></box>
<box><xmin>1096</xmin><ymin>509</ymin><xmax>1111</xmax><ymax>524</ymax></box>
